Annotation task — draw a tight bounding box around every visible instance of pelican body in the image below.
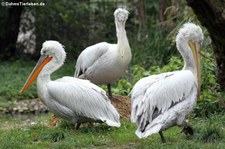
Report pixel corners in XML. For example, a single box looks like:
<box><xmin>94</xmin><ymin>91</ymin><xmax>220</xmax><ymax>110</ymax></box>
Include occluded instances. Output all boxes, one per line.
<box><xmin>75</xmin><ymin>8</ymin><xmax>132</xmax><ymax>97</ymax></box>
<box><xmin>130</xmin><ymin>23</ymin><xmax>203</xmax><ymax>142</ymax></box>
<box><xmin>20</xmin><ymin>41</ymin><xmax>120</xmax><ymax>128</ymax></box>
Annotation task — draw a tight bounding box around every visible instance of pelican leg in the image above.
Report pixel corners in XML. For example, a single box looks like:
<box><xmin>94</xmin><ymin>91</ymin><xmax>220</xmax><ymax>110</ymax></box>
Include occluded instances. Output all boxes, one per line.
<box><xmin>181</xmin><ymin>125</ymin><xmax>194</xmax><ymax>136</ymax></box>
<box><xmin>159</xmin><ymin>131</ymin><xmax>166</xmax><ymax>143</ymax></box>
<box><xmin>180</xmin><ymin>120</ymin><xmax>194</xmax><ymax>136</ymax></box>
<box><xmin>49</xmin><ymin>114</ymin><xmax>58</xmax><ymax>127</ymax></box>
<box><xmin>107</xmin><ymin>84</ymin><xmax>120</xmax><ymax>100</ymax></box>
<box><xmin>75</xmin><ymin>122</ymin><xmax>81</xmax><ymax>130</ymax></box>
<box><xmin>107</xmin><ymin>84</ymin><xmax>112</xmax><ymax>98</ymax></box>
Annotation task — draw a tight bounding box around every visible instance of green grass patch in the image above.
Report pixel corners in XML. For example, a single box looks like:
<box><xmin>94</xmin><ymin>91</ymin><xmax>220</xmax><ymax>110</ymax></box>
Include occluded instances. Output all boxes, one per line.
<box><xmin>0</xmin><ymin>114</ymin><xmax>225</xmax><ymax>148</ymax></box>
<box><xmin>0</xmin><ymin>60</ymin><xmax>74</xmax><ymax>101</ymax></box>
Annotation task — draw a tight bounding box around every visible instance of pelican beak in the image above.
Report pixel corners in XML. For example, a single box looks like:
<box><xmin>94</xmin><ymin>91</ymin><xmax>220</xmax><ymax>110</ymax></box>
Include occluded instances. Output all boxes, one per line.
<box><xmin>19</xmin><ymin>55</ymin><xmax>52</xmax><ymax>94</ymax></box>
<box><xmin>189</xmin><ymin>40</ymin><xmax>201</xmax><ymax>99</ymax></box>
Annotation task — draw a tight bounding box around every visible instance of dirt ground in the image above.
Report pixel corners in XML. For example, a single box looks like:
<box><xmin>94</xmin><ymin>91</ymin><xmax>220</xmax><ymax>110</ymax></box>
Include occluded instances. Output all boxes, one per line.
<box><xmin>110</xmin><ymin>95</ymin><xmax>131</xmax><ymax>119</ymax></box>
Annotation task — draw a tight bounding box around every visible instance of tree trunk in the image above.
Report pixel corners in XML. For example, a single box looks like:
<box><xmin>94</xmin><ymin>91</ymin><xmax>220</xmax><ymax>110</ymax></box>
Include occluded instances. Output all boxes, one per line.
<box><xmin>0</xmin><ymin>0</ymin><xmax>23</xmax><ymax>60</ymax></box>
<box><xmin>133</xmin><ymin>0</ymin><xmax>148</xmax><ymax>41</ymax></box>
<box><xmin>186</xmin><ymin>0</ymin><xmax>225</xmax><ymax>91</ymax></box>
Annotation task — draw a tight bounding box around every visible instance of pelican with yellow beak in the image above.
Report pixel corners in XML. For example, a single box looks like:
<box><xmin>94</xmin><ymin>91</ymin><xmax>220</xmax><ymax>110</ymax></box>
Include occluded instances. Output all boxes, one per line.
<box><xmin>130</xmin><ymin>22</ymin><xmax>203</xmax><ymax>143</ymax></box>
<box><xmin>20</xmin><ymin>41</ymin><xmax>120</xmax><ymax>129</ymax></box>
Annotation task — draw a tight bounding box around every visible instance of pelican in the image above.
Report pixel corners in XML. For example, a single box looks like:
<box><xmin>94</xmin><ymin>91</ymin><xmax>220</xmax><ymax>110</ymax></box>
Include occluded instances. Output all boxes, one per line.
<box><xmin>75</xmin><ymin>8</ymin><xmax>132</xmax><ymax>98</ymax></box>
<box><xmin>20</xmin><ymin>40</ymin><xmax>120</xmax><ymax>129</ymax></box>
<box><xmin>130</xmin><ymin>22</ymin><xmax>203</xmax><ymax>143</ymax></box>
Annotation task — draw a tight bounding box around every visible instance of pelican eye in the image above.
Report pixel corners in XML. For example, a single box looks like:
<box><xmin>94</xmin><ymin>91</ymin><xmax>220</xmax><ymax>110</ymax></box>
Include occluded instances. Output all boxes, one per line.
<box><xmin>42</xmin><ymin>50</ymin><xmax>47</xmax><ymax>55</ymax></box>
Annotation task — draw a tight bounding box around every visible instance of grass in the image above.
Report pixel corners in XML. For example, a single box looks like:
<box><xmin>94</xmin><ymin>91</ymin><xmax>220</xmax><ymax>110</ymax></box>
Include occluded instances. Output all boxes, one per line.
<box><xmin>0</xmin><ymin>113</ymin><xmax>225</xmax><ymax>148</ymax></box>
<box><xmin>0</xmin><ymin>60</ymin><xmax>74</xmax><ymax>103</ymax></box>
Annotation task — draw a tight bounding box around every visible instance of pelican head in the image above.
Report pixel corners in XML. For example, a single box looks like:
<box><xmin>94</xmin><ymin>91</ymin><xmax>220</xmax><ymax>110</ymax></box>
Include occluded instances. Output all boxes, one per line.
<box><xmin>176</xmin><ymin>23</ymin><xmax>203</xmax><ymax>52</ymax></box>
<box><xmin>20</xmin><ymin>40</ymin><xmax>66</xmax><ymax>94</ymax></box>
<box><xmin>41</xmin><ymin>41</ymin><xmax>66</xmax><ymax>63</ymax></box>
<box><xmin>176</xmin><ymin>22</ymin><xmax>204</xmax><ymax>99</ymax></box>
<box><xmin>114</xmin><ymin>8</ymin><xmax>129</xmax><ymax>23</ymax></box>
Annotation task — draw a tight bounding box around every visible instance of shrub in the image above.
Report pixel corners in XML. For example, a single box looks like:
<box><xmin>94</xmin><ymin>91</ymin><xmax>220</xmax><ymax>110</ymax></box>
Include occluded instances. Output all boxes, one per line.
<box><xmin>113</xmin><ymin>50</ymin><xmax>225</xmax><ymax>116</ymax></box>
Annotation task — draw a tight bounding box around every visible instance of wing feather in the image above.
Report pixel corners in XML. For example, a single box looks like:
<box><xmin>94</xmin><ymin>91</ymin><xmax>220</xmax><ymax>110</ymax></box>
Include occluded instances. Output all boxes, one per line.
<box><xmin>131</xmin><ymin>70</ymin><xmax>196</xmax><ymax>132</ymax></box>
<box><xmin>47</xmin><ymin>77</ymin><xmax>120</xmax><ymax>127</ymax></box>
<box><xmin>75</xmin><ymin>42</ymin><xmax>110</xmax><ymax>78</ymax></box>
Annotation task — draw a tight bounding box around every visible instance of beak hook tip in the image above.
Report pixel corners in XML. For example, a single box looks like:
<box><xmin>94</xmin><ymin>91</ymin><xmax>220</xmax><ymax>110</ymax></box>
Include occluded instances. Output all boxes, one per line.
<box><xmin>19</xmin><ymin>89</ymin><xmax>24</xmax><ymax>94</ymax></box>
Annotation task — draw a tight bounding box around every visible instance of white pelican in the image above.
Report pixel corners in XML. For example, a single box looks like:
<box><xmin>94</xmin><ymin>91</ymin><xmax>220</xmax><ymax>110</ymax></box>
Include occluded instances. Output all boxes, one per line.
<box><xmin>75</xmin><ymin>8</ymin><xmax>132</xmax><ymax>98</ymax></box>
<box><xmin>130</xmin><ymin>22</ymin><xmax>203</xmax><ymax>143</ymax></box>
<box><xmin>20</xmin><ymin>40</ymin><xmax>120</xmax><ymax>129</ymax></box>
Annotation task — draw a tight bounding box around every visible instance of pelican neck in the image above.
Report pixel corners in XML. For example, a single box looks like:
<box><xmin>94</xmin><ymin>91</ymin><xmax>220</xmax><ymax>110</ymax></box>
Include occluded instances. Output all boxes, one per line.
<box><xmin>115</xmin><ymin>21</ymin><xmax>130</xmax><ymax>58</ymax></box>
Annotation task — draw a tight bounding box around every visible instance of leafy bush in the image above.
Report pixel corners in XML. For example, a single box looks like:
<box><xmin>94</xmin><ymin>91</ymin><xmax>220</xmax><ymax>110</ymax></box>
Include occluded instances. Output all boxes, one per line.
<box><xmin>15</xmin><ymin>0</ymin><xmax>180</xmax><ymax>66</ymax></box>
<box><xmin>33</xmin><ymin>0</ymin><xmax>133</xmax><ymax>61</ymax></box>
<box><xmin>112</xmin><ymin>49</ymin><xmax>225</xmax><ymax>116</ymax></box>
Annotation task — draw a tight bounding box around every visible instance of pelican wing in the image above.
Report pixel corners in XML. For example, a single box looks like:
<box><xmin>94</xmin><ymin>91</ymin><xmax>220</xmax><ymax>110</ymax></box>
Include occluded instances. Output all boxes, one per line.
<box><xmin>75</xmin><ymin>42</ymin><xmax>113</xmax><ymax>78</ymax></box>
<box><xmin>131</xmin><ymin>70</ymin><xmax>196</xmax><ymax>132</ymax></box>
<box><xmin>46</xmin><ymin>77</ymin><xmax>120</xmax><ymax>127</ymax></box>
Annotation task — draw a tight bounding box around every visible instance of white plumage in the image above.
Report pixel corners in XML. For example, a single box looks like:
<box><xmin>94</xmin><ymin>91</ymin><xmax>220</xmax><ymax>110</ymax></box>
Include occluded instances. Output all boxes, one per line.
<box><xmin>130</xmin><ymin>22</ymin><xmax>203</xmax><ymax>142</ymax></box>
<box><xmin>20</xmin><ymin>40</ymin><xmax>120</xmax><ymax>128</ymax></box>
<box><xmin>75</xmin><ymin>8</ymin><xmax>132</xmax><ymax>97</ymax></box>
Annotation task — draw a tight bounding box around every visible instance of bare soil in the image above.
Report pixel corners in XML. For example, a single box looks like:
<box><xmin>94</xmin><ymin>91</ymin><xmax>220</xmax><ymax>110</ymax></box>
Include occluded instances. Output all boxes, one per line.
<box><xmin>111</xmin><ymin>95</ymin><xmax>131</xmax><ymax>119</ymax></box>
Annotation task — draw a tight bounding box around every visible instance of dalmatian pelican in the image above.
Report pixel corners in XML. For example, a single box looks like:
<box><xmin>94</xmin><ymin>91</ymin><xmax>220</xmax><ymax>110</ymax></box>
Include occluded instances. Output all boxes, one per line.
<box><xmin>20</xmin><ymin>40</ymin><xmax>120</xmax><ymax>129</ymax></box>
<box><xmin>130</xmin><ymin>22</ymin><xmax>203</xmax><ymax>143</ymax></box>
<box><xmin>75</xmin><ymin>8</ymin><xmax>132</xmax><ymax>98</ymax></box>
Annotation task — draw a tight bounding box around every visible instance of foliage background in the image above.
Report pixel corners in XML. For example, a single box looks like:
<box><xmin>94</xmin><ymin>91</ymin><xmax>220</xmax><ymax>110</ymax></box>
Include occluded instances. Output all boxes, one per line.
<box><xmin>17</xmin><ymin>0</ymin><xmax>178</xmax><ymax>64</ymax></box>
